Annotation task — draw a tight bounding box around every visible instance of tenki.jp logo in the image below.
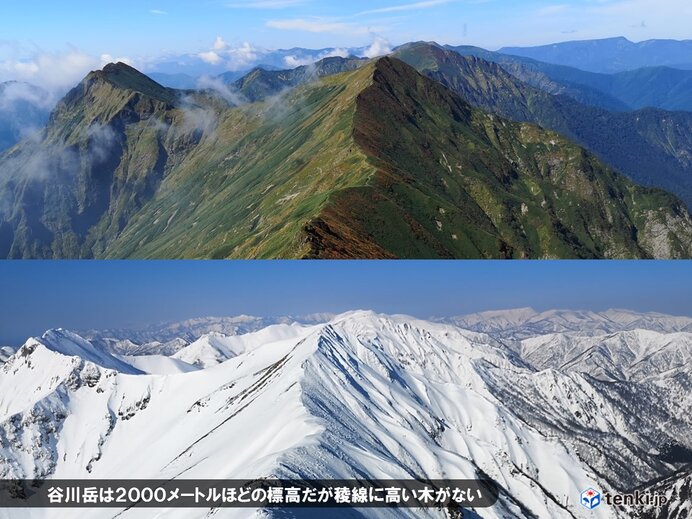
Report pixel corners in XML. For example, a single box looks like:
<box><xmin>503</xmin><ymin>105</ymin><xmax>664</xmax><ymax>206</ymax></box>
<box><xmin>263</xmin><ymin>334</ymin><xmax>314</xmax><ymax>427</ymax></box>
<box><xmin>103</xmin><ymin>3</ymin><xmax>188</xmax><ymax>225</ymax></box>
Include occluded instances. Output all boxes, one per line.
<box><xmin>580</xmin><ymin>488</ymin><xmax>602</xmax><ymax>510</ymax></box>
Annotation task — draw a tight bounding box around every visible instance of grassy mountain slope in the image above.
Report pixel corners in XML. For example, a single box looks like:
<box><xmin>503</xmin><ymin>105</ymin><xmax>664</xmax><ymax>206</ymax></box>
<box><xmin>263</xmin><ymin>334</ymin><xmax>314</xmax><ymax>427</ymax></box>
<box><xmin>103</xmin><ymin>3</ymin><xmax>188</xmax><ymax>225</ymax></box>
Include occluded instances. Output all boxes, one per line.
<box><xmin>1</xmin><ymin>59</ymin><xmax>692</xmax><ymax>259</ymax></box>
<box><xmin>104</xmin><ymin>63</ymin><xmax>377</xmax><ymax>259</ymax></box>
<box><xmin>305</xmin><ymin>58</ymin><xmax>692</xmax><ymax>259</ymax></box>
<box><xmin>395</xmin><ymin>43</ymin><xmax>692</xmax><ymax>211</ymax></box>
<box><xmin>0</xmin><ymin>63</ymin><xmax>213</xmax><ymax>258</ymax></box>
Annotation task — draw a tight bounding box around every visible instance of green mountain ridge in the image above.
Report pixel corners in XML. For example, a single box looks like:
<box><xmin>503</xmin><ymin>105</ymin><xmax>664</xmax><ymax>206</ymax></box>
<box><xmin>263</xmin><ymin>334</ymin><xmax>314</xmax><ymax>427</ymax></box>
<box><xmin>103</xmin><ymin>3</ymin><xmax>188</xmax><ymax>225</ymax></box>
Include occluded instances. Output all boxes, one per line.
<box><xmin>394</xmin><ymin>43</ymin><xmax>692</xmax><ymax>211</ymax></box>
<box><xmin>229</xmin><ymin>56</ymin><xmax>368</xmax><ymax>103</ymax></box>
<box><xmin>1</xmin><ymin>58</ymin><xmax>691</xmax><ymax>259</ymax></box>
<box><xmin>446</xmin><ymin>44</ymin><xmax>692</xmax><ymax>113</ymax></box>
<box><xmin>441</xmin><ymin>43</ymin><xmax>632</xmax><ymax>112</ymax></box>
<box><xmin>0</xmin><ymin>63</ymin><xmax>217</xmax><ymax>258</ymax></box>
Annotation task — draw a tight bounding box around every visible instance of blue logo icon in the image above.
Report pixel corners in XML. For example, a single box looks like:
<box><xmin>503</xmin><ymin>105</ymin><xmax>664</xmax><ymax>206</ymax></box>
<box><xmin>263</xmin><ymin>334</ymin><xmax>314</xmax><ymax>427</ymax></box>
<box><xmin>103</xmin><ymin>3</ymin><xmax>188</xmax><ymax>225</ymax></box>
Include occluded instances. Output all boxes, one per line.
<box><xmin>580</xmin><ymin>488</ymin><xmax>602</xmax><ymax>510</ymax></box>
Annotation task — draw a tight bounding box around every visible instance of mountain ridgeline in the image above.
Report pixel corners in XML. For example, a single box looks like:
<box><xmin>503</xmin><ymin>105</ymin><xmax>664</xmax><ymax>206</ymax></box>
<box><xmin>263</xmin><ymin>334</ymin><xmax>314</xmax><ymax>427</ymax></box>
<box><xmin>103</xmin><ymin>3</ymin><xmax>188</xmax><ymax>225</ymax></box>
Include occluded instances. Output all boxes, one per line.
<box><xmin>229</xmin><ymin>56</ymin><xmax>368</xmax><ymax>102</ymax></box>
<box><xmin>499</xmin><ymin>36</ymin><xmax>692</xmax><ymax>73</ymax></box>
<box><xmin>395</xmin><ymin>43</ymin><xmax>692</xmax><ymax>211</ymax></box>
<box><xmin>0</xmin><ymin>63</ymin><xmax>201</xmax><ymax>258</ymax></box>
<box><xmin>446</xmin><ymin>43</ymin><xmax>692</xmax><ymax>113</ymax></box>
<box><xmin>2</xmin><ymin>310</ymin><xmax>691</xmax><ymax>518</ymax></box>
<box><xmin>1</xmin><ymin>57</ymin><xmax>692</xmax><ymax>258</ymax></box>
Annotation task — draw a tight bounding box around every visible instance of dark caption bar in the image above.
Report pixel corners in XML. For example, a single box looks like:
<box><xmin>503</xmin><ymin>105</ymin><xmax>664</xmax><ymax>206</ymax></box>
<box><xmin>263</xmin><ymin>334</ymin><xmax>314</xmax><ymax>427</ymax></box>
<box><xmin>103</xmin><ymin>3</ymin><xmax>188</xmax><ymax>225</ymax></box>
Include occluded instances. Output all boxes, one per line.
<box><xmin>0</xmin><ymin>479</ymin><xmax>498</xmax><ymax>509</ymax></box>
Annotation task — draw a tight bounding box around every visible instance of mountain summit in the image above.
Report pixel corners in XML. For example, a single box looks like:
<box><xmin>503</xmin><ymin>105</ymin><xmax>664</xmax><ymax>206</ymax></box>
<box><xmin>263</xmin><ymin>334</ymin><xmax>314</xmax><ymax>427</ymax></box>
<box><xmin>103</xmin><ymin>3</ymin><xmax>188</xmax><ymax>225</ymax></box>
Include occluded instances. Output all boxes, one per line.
<box><xmin>50</xmin><ymin>61</ymin><xmax>179</xmax><ymax>137</ymax></box>
<box><xmin>1</xmin><ymin>58</ymin><xmax>692</xmax><ymax>258</ymax></box>
<box><xmin>1</xmin><ymin>311</ymin><xmax>690</xmax><ymax>518</ymax></box>
<box><xmin>87</xmin><ymin>62</ymin><xmax>178</xmax><ymax>103</ymax></box>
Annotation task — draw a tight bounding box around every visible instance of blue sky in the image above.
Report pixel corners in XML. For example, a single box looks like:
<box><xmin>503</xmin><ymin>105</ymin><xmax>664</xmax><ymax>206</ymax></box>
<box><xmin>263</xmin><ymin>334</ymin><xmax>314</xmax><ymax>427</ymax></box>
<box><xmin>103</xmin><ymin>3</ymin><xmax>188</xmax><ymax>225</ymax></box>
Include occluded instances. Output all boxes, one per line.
<box><xmin>1</xmin><ymin>261</ymin><xmax>691</xmax><ymax>345</ymax></box>
<box><xmin>2</xmin><ymin>0</ymin><xmax>690</xmax><ymax>55</ymax></box>
<box><xmin>1</xmin><ymin>0</ymin><xmax>691</xmax><ymax>88</ymax></box>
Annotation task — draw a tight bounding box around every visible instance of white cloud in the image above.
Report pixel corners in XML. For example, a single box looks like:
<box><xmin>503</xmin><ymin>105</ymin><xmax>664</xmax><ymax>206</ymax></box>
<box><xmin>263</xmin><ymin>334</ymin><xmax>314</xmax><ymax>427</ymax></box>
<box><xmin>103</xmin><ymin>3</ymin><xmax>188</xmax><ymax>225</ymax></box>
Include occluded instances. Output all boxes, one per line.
<box><xmin>0</xmin><ymin>81</ymin><xmax>53</xmax><ymax>111</ymax></box>
<box><xmin>196</xmin><ymin>39</ymin><xmax>262</xmax><ymax>71</ymax></box>
<box><xmin>362</xmin><ymin>36</ymin><xmax>392</xmax><ymax>58</ymax></box>
<box><xmin>199</xmin><ymin>51</ymin><xmax>223</xmax><ymax>65</ymax></box>
<box><xmin>213</xmin><ymin>37</ymin><xmax>229</xmax><ymax>51</ymax></box>
<box><xmin>283</xmin><ymin>48</ymin><xmax>349</xmax><ymax>68</ymax></box>
<box><xmin>150</xmin><ymin>9</ymin><xmax>167</xmax><ymax>15</ymax></box>
<box><xmin>195</xmin><ymin>76</ymin><xmax>247</xmax><ymax>105</ymax></box>
<box><xmin>224</xmin><ymin>42</ymin><xmax>261</xmax><ymax>70</ymax></box>
<box><xmin>0</xmin><ymin>50</ymin><xmax>100</xmax><ymax>91</ymax></box>
<box><xmin>283</xmin><ymin>55</ymin><xmax>312</xmax><ymax>67</ymax></box>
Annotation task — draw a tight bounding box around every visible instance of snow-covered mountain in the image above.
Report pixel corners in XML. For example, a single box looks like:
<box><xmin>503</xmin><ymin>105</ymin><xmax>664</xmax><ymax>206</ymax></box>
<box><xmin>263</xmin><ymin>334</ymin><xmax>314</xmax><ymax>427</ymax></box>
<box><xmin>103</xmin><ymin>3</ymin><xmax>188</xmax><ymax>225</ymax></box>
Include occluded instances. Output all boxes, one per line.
<box><xmin>444</xmin><ymin>308</ymin><xmax>692</xmax><ymax>339</ymax></box>
<box><xmin>0</xmin><ymin>346</ymin><xmax>14</xmax><ymax>363</ymax></box>
<box><xmin>632</xmin><ymin>467</ymin><xmax>692</xmax><ymax>519</ymax></box>
<box><xmin>82</xmin><ymin>314</ymin><xmax>334</xmax><ymax>350</ymax></box>
<box><xmin>1</xmin><ymin>310</ymin><xmax>690</xmax><ymax>518</ymax></box>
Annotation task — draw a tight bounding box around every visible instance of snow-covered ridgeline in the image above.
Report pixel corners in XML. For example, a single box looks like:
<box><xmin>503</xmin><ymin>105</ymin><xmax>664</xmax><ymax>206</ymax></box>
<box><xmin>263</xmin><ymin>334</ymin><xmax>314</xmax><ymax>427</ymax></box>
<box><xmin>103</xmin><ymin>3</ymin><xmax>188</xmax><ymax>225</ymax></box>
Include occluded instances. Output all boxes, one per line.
<box><xmin>1</xmin><ymin>310</ymin><xmax>690</xmax><ymax>519</ymax></box>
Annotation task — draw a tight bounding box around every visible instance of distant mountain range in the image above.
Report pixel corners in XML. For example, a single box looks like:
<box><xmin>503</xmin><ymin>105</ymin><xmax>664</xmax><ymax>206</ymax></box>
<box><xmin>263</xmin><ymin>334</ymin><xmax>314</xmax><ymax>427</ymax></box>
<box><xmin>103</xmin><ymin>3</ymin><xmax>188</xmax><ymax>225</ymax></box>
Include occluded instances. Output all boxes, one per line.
<box><xmin>150</xmin><ymin>39</ymin><xmax>692</xmax><ymax>113</ymax></box>
<box><xmin>147</xmin><ymin>45</ymin><xmax>372</xmax><ymax>76</ymax></box>
<box><xmin>79</xmin><ymin>307</ymin><xmax>692</xmax><ymax>348</ymax></box>
<box><xmin>147</xmin><ymin>72</ymin><xmax>199</xmax><ymax>90</ymax></box>
<box><xmin>229</xmin><ymin>56</ymin><xmax>367</xmax><ymax>103</ymax></box>
<box><xmin>2</xmin><ymin>38</ymin><xmax>692</xmax><ymax>258</ymax></box>
<box><xmin>450</xmin><ymin>43</ymin><xmax>692</xmax><ymax>113</ymax></box>
<box><xmin>1</xmin><ymin>310</ymin><xmax>690</xmax><ymax>518</ymax></box>
<box><xmin>500</xmin><ymin>37</ymin><xmax>692</xmax><ymax>73</ymax></box>
<box><xmin>395</xmin><ymin>43</ymin><xmax>692</xmax><ymax>210</ymax></box>
<box><xmin>440</xmin><ymin>307</ymin><xmax>692</xmax><ymax>339</ymax></box>
<box><xmin>79</xmin><ymin>314</ymin><xmax>335</xmax><ymax>354</ymax></box>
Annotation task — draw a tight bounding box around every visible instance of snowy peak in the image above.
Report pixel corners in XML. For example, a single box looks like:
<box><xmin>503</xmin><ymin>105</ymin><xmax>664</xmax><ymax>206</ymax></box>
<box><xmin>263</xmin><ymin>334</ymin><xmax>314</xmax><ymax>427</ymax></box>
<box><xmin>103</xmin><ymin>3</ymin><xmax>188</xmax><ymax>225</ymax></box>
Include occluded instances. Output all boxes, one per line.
<box><xmin>173</xmin><ymin>322</ymin><xmax>315</xmax><ymax>368</ymax></box>
<box><xmin>519</xmin><ymin>328</ymin><xmax>692</xmax><ymax>382</ymax></box>
<box><xmin>172</xmin><ymin>333</ymin><xmax>243</xmax><ymax>368</ymax></box>
<box><xmin>81</xmin><ymin>314</ymin><xmax>333</xmax><ymax>348</ymax></box>
<box><xmin>35</xmin><ymin>329</ymin><xmax>143</xmax><ymax>374</ymax></box>
<box><xmin>447</xmin><ymin>308</ymin><xmax>692</xmax><ymax>338</ymax></box>
<box><xmin>280</xmin><ymin>318</ymin><xmax>614</xmax><ymax>517</ymax></box>
<box><xmin>1</xmin><ymin>310</ymin><xmax>690</xmax><ymax>518</ymax></box>
<box><xmin>449</xmin><ymin>307</ymin><xmax>539</xmax><ymax>328</ymax></box>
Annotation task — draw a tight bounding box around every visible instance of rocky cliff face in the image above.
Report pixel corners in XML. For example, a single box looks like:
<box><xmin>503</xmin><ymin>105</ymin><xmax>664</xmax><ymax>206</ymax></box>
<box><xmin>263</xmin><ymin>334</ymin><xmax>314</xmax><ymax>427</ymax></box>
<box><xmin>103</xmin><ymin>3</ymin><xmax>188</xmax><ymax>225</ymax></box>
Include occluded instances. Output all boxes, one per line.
<box><xmin>0</xmin><ymin>63</ymin><xmax>221</xmax><ymax>258</ymax></box>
